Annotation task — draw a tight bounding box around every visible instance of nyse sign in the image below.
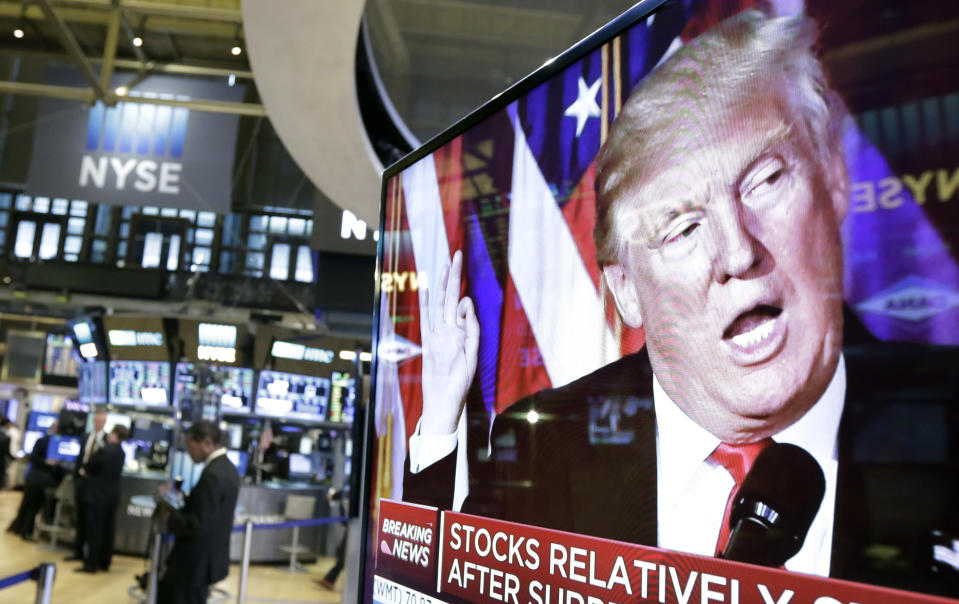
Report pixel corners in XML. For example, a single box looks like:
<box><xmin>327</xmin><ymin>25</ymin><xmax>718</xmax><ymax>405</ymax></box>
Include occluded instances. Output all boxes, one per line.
<box><xmin>26</xmin><ymin>69</ymin><xmax>244</xmax><ymax>213</ymax></box>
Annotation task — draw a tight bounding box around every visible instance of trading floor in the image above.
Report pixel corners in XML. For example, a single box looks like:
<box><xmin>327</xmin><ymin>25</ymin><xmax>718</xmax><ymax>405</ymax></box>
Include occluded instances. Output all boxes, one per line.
<box><xmin>0</xmin><ymin>490</ymin><xmax>343</xmax><ymax>603</ymax></box>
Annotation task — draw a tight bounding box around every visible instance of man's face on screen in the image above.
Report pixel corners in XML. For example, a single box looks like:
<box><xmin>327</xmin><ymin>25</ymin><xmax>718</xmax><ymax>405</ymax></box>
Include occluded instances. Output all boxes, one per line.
<box><xmin>604</xmin><ymin>87</ymin><xmax>847</xmax><ymax>443</ymax></box>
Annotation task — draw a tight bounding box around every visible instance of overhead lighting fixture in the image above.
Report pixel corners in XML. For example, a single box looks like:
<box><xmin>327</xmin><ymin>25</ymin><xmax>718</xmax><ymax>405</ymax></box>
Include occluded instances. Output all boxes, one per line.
<box><xmin>115</xmin><ymin>85</ymin><xmax>129</xmax><ymax>97</ymax></box>
<box><xmin>132</xmin><ymin>35</ymin><xmax>143</xmax><ymax>47</ymax></box>
<box><xmin>13</xmin><ymin>27</ymin><xmax>24</xmax><ymax>39</ymax></box>
<box><xmin>230</xmin><ymin>42</ymin><xmax>242</xmax><ymax>56</ymax></box>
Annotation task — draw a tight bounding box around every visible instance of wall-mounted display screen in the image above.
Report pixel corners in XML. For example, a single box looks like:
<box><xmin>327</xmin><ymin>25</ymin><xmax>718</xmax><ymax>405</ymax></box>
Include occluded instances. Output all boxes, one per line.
<box><xmin>254</xmin><ymin>370</ymin><xmax>329</xmax><ymax>423</ymax></box>
<box><xmin>108</xmin><ymin>360</ymin><xmax>171</xmax><ymax>406</ymax></box>
<box><xmin>173</xmin><ymin>363</ymin><xmax>255</xmax><ymax>415</ymax></box>
<box><xmin>78</xmin><ymin>361</ymin><xmax>108</xmax><ymax>405</ymax></box>
<box><xmin>362</xmin><ymin>1</ymin><xmax>959</xmax><ymax>602</ymax></box>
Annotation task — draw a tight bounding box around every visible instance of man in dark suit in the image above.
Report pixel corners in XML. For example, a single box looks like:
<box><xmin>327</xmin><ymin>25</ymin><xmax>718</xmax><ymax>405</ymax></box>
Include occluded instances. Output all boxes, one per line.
<box><xmin>0</xmin><ymin>419</ymin><xmax>11</xmax><ymax>490</ymax></box>
<box><xmin>405</xmin><ymin>9</ymin><xmax>959</xmax><ymax>598</ymax></box>
<box><xmin>7</xmin><ymin>422</ymin><xmax>63</xmax><ymax>539</ymax></box>
<box><xmin>157</xmin><ymin>420</ymin><xmax>240</xmax><ymax>604</ymax></box>
<box><xmin>68</xmin><ymin>410</ymin><xmax>107</xmax><ymax>563</ymax></box>
<box><xmin>76</xmin><ymin>424</ymin><xmax>127</xmax><ymax>573</ymax></box>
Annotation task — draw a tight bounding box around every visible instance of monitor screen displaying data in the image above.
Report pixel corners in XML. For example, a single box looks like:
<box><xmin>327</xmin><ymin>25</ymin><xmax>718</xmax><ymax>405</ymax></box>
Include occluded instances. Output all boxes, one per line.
<box><xmin>254</xmin><ymin>370</ymin><xmax>329</xmax><ymax>423</ymax></box>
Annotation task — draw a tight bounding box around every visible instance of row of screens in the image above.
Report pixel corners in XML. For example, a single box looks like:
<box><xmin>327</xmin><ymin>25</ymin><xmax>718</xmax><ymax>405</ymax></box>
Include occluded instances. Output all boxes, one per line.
<box><xmin>78</xmin><ymin>360</ymin><xmax>356</xmax><ymax>423</ymax></box>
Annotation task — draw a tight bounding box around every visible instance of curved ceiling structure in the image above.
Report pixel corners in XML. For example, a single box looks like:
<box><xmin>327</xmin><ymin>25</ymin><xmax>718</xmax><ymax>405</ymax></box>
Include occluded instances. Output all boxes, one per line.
<box><xmin>242</xmin><ymin>0</ymin><xmax>383</xmax><ymax>226</ymax></box>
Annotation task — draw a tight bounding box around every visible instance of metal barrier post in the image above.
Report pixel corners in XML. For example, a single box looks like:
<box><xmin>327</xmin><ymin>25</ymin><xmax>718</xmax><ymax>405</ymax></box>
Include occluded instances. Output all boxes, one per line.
<box><xmin>237</xmin><ymin>520</ymin><xmax>254</xmax><ymax>604</ymax></box>
<box><xmin>33</xmin><ymin>563</ymin><xmax>56</xmax><ymax>604</ymax></box>
<box><xmin>147</xmin><ymin>533</ymin><xmax>162</xmax><ymax>604</ymax></box>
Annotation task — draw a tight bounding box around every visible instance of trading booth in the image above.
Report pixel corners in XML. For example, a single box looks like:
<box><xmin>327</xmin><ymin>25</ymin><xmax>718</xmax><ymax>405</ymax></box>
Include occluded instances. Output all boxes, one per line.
<box><xmin>63</xmin><ymin>314</ymin><xmax>364</xmax><ymax>562</ymax></box>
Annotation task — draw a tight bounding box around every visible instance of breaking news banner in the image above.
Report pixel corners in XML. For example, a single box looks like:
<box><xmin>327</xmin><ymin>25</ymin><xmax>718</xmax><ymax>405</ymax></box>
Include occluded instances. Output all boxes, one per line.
<box><xmin>376</xmin><ymin>500</ymin><xmax>956</xmax><ymax>604</ymax></box>
<box><xmin>376</xmin><ymin>499</ymin><xmax>442</xmax><ymax>590</ymax></box>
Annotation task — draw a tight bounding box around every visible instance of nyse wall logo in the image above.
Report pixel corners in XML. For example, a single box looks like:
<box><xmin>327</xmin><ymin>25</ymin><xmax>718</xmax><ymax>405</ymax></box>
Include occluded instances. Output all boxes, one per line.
<box><xmin>857</xmin><ymin>276</ymin><xmax>959</xmax><ymax>321</ymax></box>
<box><xmin>79</xmin><ymin>92</ymin><xmax>189</xmax><ymax>195</ymax></box>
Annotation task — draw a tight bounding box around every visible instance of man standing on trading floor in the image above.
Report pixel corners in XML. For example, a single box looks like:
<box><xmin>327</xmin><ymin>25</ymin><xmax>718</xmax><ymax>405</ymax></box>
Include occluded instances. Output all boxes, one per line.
<box><xmin>0</xmin><ymin>419</ymin><xmax>12</xmax><ymax>490</ymax></box>
<box><xmin>8</xmin><ymin>421</ymin><xmax>63</xmax><ymax>539</ymax></box>
<box><xmin>76</xmin><ymin>424</ymin><xmax>127</xmax><ymax>574</ymax></box>
<box><xmin>157</xmin><ymin>420</ymin><xmax>240</xmax><ymax>604</ymax></box>
<box><xmin>68</xmin><ymin>410</ymin><xmax>107</xmax><ymax>563</ymax></box>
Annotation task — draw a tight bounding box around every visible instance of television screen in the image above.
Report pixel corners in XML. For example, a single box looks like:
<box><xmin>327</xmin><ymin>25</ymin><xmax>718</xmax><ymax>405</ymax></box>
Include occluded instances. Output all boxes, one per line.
<box><xmin>216</xmin><ymin>366</ymin><xmax>255</xmax><ymax>414</ymax></box>
<box><xmin>78</xmin><ymin>361</ymin><xmax>108</xmax><ymax>405</ymax></box>
<box><xmin>46</xmin><ymin>435</ymin><xmax>81</xmax><ymax>463</ymax></box>
<box><xmin>362</xmin><ymin>1</ymin><xmax>959</xmax><ymax>603</ymax></box>
<box><xmin>26</xmin><ymin>411</ymin><xmax>57</xmax><ymax>432</ymax></box>
<box><xmin>287</xmin><ymin>452</ymin><xmax>312</xmax><ymax>480</ymax></box>
<box><xmin>104</xmin><ymin>413</ymin><xmax>132</xmax><ymax>434</ymax></box>
<box><xmin>174</xmin><ymin>363</ymin><xmax>255</xmax><ymax>415</ymax></box>
<box><xmin>22</xmin><ymin>430</ymin><xmax>42</xmax><ymax>455</ymax></box>
<box><xmin>43</xmin><ymin>333</ymin><xmax>79</xmax><ymax>378</ymax></box>
<box><xmin>109</xmin><ymin>360</ymin><xmax>171</xmax><ymax>406</ymax></box>
<box><xmin>254</xmin><ymin>370</ymin><xmax>330</xmax><ymax>423</ymax></box>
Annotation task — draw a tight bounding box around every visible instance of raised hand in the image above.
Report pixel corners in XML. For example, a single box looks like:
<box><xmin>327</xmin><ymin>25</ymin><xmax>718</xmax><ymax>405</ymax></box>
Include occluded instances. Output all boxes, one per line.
<box><xmin>418</xmin><ymin>250</ymin><xmax>480</xmax><ymax>436</ymax></box>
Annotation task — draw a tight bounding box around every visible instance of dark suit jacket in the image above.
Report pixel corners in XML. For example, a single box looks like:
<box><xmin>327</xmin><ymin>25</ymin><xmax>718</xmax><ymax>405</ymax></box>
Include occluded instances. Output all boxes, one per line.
<box><xmin>406</xmin><ymin>339</ymin><xmax>959</xmax><ymax>597</ymax></box>
<box><xmin>0</xmin><ymin>430</ymin><xmax>10</xmax><ymax>480</ymax></box>
<box><xmin>25</xmin><ymin>434</ymin><xmax>62</xmax><ymax>489</ymax></box>
<box><xmin>166</xmin><ymin>454</ymin><xmax>240</xmax><ymax>588</ymax></box>
<box><xmin>81</xmin><ymin>442</ymin><xmax>124</xmax><ymax>506</ymax></box>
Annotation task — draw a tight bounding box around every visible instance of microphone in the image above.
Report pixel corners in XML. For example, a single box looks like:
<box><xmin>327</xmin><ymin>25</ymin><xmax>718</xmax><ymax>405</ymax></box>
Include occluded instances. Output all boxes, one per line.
<box><xmin>721</xmin><ymin>443</ymin><xmax>825</xmax><ymax>567</ymax></box>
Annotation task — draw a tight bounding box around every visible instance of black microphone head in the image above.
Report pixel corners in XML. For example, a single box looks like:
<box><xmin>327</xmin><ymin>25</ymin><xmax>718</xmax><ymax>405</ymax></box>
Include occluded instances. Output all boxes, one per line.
<box><xmin>723</xmin><ymin>443</ymin><xmax>826</xmax><ymax>566</ymax></box>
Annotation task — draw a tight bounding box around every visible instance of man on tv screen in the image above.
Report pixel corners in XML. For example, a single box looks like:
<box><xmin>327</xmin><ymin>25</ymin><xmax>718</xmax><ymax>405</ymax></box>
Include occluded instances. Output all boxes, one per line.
<box><xmin>403</xmin><ymin>9</ymin><xmax>958</xmax><ymax>596</ymax></box>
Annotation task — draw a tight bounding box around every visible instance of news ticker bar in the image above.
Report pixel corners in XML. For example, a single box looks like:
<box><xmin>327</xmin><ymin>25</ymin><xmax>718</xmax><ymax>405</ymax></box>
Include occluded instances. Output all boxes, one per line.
<box><xmin>373</xmin><ymin>499</ymin><xmax>957</xmax><ymax>604</ymax></box>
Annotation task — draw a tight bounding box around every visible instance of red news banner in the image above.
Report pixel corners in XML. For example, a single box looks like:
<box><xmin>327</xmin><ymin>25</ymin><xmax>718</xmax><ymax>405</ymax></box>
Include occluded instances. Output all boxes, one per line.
<box><xmin>374</xmin><ymin>500</ymin><xmax>956</xmax><ymax>604</ymax></box>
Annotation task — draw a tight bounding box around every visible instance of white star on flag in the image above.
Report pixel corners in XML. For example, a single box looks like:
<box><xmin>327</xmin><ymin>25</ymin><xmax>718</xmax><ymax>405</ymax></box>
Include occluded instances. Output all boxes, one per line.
<box><xmin>564</xmin><ymin>76</ymin><xmax>601</xmax><ymax>137</ymax></box>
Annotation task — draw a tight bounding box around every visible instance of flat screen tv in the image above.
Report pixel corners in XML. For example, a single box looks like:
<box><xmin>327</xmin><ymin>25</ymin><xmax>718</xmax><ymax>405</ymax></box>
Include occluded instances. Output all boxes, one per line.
<box><xmin>108</xmin><ymin>360</ymin><xmax>171</xmax><ymax>407</ymax></box>
<box><xmin>361</xmin><ymin>1</ymin><xmax>959</xmax><ymax>602</ymax></box>
<box><xmin>254</xmin><ymin>370</ymin><xmax>330</xmax><ymax>423</ymax></box>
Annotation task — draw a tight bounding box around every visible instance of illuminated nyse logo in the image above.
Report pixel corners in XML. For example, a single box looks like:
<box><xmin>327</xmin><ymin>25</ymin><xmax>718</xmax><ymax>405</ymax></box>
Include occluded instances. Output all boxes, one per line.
<box><xmin>856</xmin><ymin>276</ymin><xmax>959</xmax><ymax>322</ymax></box>
<box><xmin>197</xmin><ymin>323</ymin><xmax>237</xmax><ymax>364</ymax></box>
<box><xmin>79</xmin><ymin>92</ymin><xmax>190</xmax><ymax>195</ymax></box>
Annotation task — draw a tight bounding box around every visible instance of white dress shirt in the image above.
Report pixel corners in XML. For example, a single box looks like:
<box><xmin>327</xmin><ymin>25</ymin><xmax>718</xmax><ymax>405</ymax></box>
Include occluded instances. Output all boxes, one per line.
<box><xmin>655</xmin><ymin>355</ymin><xmax>845</xmax><ymax>576</ymax></box>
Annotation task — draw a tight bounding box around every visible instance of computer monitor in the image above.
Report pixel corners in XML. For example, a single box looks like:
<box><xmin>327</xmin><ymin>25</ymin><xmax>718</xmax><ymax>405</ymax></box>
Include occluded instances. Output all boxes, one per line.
<box><xmin>287</xmin><ymin>452</ymin><xmax>313</xmax><ymax>482</ymax></box>
<box><xmin>22</xmin><ymin>430</ymin><xmax>43</xmax><ymax>455</ymax></box>
<box><xmin>26</xmin><ymin>411</ymin><xmax>57</xmax><ymax>432</ymax></box>
<box><xmin>254</xmin><ymin>370</ymin><xmax>330</xmax><ymax>423</ymax></box>
<box><xmin>226</xmin><ymin>449</ymin><xmax>249</xmax><ymax>476</ymax></box>
<box><xmin>104</xmin><ymin>413</ymin><xmax>132</xmax><ymax>433</ymax></box>
<box><xmin>108</xmin><ymin>360</ymin><xmax>171</xmax><ymax>407</ymax></box>
<box><xmin>46</xmin><ymin>435</ymin><xmax>81</xmax><ymax>463</ymax></box>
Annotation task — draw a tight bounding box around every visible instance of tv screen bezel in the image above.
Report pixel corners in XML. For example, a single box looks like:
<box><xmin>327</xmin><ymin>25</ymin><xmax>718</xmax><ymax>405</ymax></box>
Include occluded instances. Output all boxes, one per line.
<box><xmin>361</xmin><ymin>0</ymin><xmax>670</xmax><ymax>600</ymax></box>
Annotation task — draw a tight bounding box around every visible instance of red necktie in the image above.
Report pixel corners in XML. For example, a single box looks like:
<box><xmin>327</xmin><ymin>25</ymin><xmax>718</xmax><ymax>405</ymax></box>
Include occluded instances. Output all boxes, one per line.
<box><xmin>710</xmin><ymin>438</ymin><xmax>774</xmax><ymax>555</ymax></box>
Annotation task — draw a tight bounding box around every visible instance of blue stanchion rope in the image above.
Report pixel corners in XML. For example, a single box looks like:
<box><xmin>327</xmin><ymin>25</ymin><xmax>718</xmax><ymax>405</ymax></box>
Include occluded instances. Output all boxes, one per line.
<box><xmin>0</xmin><ymin>569</ymin><xmax>35</xmax><ymax>590</ymax></box>
<box><xmin>230</xmin><ymin>515</ymin><xmax>348</xmax><ymax>533</ymax></box>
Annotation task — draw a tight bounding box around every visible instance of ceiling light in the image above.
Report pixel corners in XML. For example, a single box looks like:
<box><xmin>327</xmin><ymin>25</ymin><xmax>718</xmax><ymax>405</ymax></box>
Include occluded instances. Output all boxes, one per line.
<box><xmin>230</xmin><ymin>43</ymin><xmax>242</xmax><ymax>56</ymax></box>
<box><xmin>115</xmin><ymin>85</ymin><xmax>129</xmax><ymax>97</ymax></box>
<box><xmin>13</xmin><ymin>27</ymin><xmax>24</xmax><ymax>39</ymax></box>
<box><xmin>132</xmin><ymin>35</ymin><xmax>143</xmax><ymax>47</ymax></box>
